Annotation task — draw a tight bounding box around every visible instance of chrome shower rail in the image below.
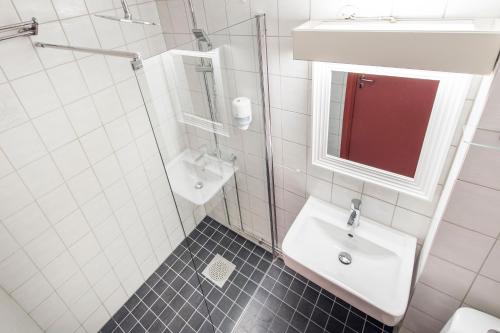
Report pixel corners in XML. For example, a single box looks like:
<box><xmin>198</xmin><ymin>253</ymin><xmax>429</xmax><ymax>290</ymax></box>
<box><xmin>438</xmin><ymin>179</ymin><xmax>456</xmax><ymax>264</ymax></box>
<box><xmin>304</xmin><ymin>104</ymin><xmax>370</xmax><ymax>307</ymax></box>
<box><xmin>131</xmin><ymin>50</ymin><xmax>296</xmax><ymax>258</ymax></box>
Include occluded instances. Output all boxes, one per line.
<box><xmin>34</xmin><ymin>42</ymin><xmax>143</xmax><ymax>70</ymax></box>
<box><xmin>0</xmin><ymin>18</ymin><xmax>38</xmax><ymax>42</ymax></box>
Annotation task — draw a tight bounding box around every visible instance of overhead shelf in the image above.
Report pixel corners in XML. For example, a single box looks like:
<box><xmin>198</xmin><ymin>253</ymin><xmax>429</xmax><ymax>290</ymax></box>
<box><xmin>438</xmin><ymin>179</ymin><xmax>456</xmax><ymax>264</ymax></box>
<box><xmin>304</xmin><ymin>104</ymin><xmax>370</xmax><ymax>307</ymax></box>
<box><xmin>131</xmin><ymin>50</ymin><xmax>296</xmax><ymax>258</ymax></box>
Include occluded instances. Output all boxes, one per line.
<box><xmin>292</xmin><ymin>19</ymin><xmax>500</xmax><ymax>74</ymax></box>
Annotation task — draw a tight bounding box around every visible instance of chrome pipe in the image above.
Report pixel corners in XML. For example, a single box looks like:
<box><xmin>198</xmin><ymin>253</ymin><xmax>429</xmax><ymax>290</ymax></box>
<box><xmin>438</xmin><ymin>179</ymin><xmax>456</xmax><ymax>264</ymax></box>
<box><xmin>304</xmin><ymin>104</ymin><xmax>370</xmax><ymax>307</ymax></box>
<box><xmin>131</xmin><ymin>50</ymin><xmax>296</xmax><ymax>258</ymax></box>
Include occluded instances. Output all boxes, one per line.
<box><xmin>34</xmin><ymin>42</ymin><xmax>143</xmax><ymax>70</ymax></box>
<box><xmin>255</xmin><ymin>14</ymin><xmax>278</xmax><ymax>256</ymax></box>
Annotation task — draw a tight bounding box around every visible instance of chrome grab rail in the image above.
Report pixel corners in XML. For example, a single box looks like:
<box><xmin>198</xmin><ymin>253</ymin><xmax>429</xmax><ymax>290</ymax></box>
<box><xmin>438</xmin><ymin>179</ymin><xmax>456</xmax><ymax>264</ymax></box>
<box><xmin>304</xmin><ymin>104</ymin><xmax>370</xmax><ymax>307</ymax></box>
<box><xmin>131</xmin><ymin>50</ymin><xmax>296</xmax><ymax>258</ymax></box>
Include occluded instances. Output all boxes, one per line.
<box><xmin>0</xmin><ymin>18</ymin><xmax>38</xmax><ymax>42</ymax></box>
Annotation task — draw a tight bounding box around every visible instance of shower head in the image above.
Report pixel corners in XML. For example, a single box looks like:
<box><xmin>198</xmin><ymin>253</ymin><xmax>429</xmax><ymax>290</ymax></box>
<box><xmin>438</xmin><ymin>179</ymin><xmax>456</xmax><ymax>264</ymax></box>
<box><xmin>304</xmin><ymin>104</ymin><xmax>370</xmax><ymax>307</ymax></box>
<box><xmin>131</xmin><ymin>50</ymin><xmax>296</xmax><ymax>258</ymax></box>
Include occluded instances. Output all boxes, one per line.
<box><xmin>192</xmin><ymin>28</ymin><xmax>211</xmax><ymax>46</ymax></box>
<box><xmin>94</xmin><ymin>0</ymin><xmax>157</xmax><ymax>25</ymax></box>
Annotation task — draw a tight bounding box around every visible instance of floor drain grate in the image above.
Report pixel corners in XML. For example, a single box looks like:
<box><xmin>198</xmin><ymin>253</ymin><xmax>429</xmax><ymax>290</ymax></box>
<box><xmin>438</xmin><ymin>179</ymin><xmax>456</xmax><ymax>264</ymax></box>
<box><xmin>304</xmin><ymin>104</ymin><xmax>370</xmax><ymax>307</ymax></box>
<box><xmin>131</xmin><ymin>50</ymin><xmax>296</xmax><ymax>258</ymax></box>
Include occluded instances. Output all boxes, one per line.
<box><xmin>202</xmin><ymin>254</ymin><xmax>236</xmax><ymax>288</ymax></box>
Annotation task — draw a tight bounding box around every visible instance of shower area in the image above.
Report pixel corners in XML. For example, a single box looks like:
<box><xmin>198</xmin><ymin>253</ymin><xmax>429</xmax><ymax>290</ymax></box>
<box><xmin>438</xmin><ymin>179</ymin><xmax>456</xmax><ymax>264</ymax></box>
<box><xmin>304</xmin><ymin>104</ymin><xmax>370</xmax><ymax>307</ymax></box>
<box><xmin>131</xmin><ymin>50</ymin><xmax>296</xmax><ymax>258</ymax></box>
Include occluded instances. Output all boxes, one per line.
<box><xmin>100</xmin><ymin>14</ymin><xmax>279</xmax><ymax>333</ymax></box>
<box><xmin>1</xmin><ymin>7</ymin><xmax>280</xmax><ymax>333</ymax></box>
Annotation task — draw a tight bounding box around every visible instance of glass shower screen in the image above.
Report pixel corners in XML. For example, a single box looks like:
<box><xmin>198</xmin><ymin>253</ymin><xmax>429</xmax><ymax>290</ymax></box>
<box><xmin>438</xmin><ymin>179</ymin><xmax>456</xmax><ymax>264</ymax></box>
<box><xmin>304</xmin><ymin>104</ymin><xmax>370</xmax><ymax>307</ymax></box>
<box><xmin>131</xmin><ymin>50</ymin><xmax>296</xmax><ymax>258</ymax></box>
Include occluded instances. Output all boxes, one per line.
<box><xmin>133</xmin><ymin>16</ymin><xmax>275</xmax><ymax>255</ymax></box>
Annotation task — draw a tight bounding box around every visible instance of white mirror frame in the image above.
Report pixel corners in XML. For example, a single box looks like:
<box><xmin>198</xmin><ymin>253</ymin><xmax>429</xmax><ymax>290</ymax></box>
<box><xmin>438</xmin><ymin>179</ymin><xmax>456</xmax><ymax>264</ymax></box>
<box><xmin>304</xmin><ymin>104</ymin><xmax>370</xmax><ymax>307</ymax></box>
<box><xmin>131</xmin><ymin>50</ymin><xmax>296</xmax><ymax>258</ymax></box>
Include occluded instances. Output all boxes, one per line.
<box><xmin>163</xmin><ymin>48</ymin><xmax>231</xmax><ymax>137</ymax></box>
<box><xmin>311</xmin><ymin>62</ymin><xmax>472</xmax><ymax>201</ymax></box>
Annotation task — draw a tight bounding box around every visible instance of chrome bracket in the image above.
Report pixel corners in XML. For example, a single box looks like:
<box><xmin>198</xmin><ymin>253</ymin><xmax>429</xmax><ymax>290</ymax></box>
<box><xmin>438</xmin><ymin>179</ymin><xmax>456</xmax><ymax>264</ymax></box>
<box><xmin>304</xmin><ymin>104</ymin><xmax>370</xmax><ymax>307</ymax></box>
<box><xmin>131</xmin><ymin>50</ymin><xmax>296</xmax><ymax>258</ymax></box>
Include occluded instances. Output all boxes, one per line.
<box><xmin>131</xmin><ymin>57</ymin><xmax>143</xmax><ymax>71</ymax></box>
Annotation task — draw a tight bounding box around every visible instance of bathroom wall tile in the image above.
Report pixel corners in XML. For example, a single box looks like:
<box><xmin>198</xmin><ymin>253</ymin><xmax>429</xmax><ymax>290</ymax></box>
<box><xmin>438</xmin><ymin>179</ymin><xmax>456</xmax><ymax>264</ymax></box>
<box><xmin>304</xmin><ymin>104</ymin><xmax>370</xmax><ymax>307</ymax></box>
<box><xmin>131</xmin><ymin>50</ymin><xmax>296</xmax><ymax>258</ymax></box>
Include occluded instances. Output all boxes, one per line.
<box><xmin>444</xmin><ymin>180</ymin><xmax>500</xmax><ymax>237</ymax></box>
<box><xmin>360</xmin><ymin>194</ymin><xmax>395</xmax><ymax>226</ymax></box>
<box><xmin>277</xmin><ymin>0</ymin><xmax>310</xmax><ymax>36</ymax></box>
<box><xmin>70</xmin><ymin>233</ymin><xmax>101</xmax><ymax>267</ymax></box>
<box><xmin>12</xmin><ymin>0</ymin><xmax>57</xmax><ymax>22</ymax></box>
<box><xmin>280</xmin><ymin>77</ymin><xmax>309</xmax><ymax>114</ymax></box>
<box><xmin>78</xmin><ymin>55</ymin><xmax>114</xmax><ymax>93</ymax></box>
<box><xmin>46</xmin><ymin>310</ymin><xmax>80</xmax><ymax>333</ymax></box>
<box><xmin>279</xmin><ymin>37</ymin><xmax>309</xmax><ymax>79</ymax></box>
<box><xmin>0</xmin><ymin>172</ymin><xmax>33</xmax><ymax>219</ymax></box>
<box><xmin>0</xmin><ymin>83</ymin><xmax>28</xmax><ymax>133</ymax></box>
<box><xmin>480</xmin><ymin>241</ymin><xmax>500</xmax><ymax>282</ymax></box>
<box><xmin>420</xmin><ymin>255</ymin><xmax>475</xmax><ymax>300</ymax></box>
<box><xmin>397</xmin><ymin>185</ymin><xmax>442</xmax><ymax>218</ymax></box>
<box><xmin>83</xmin><ymin>305</ymin><xmax>109</xmax><ymax>333</ymax></box>
<box><xmin>18</xmin><ymin>155</ymin><xmax>64</xmax><ymax>198</ymax></box>
<box><xmin>392</xmin><ymin>207</ymin><xmax>431</xmax><ymax>243</ymax></box>
<box><xmin>306</xmin><ymin>175</ymin><xmax>332</xmax><ymax>202</ymax></box>
<box><xmin>411</xmin><ymin>282</ymin><xmax>461</xmax><ymax>323</ymax></box>
<box><xmin>11</xmin><ymin>72</ymin><xmax>61</xmax><ymax>118</ymax></box>
<box><xmin>84</xmin><ymin>0</ymin><xmax>114</xmax><ymax>13</ymax></box>
<box><xmin>93</xmin><ymin>87</ymin><xmax>125</xmax><ymax>123</ymax></box>
<box><xmin>0</xmin><ymin>0</ymin><xmax>20</xmax><ymax>25</ymax></box>
<box><xmin>58</xmin><ymin>271</ymin><xmax>90</xmax><ymax>305</ymax></box>
<box><xmin>431</xmin><ymin>221</ymin><xmax>495</xmax><ymax>272</ymax></box>
<box><xmin>116</xmin><ymin>78</ymin><xmax>144</xmax><ymax>113</ymax></box>
<box><xmin>0</xmin><ymin>250</ymin><xmax>37</xmax><ymax>292</ymax></box>
<box><xmin>67</xmin><ymin>168</ymin><xmax>101</xmax><ymax>205</ymax></box>
<box><xmin>0</xmin><ymin>122</ymin><xmax>47</xmax><ymax>168</ymax></box>
<box><xmin>104</xmin><ymin>117</ymin><xmax>134</xmax><ymax>150</ymax></box>
<box><xmin>0</xmin><ymin>150</ymin><xmax>13</xmax><ymax>178</ymax></box>
<box><xmin>24</xmin><ymin>228</ymin><xmax>65</xmax><ymax>268</ymax></box>
<box><xmin>65</xmin><ymin>97</ymin><xmax>102</xmax><ymax>137</ymax></box>
<box><xmin>51</xmin><ymin>141</ymin><xmax>90</xmax><ymax>180</ymax></box>
<box><xmin>11</xmin><ymin>272</ymin><xmax>53</xmax><ymax>313</ymax></box>
<box><xmin>282</xmin><ymin>140</ymin><xmax>307</xmax><ymax>172</ymax></box>
<box><xmin>0</xmin><ymin>39</ymin><xmax>43</xmax><ymax>80</ymax></box>
<box><xmin>465</xmin><ymin>275</ymin><xmax>500</xmax><ymax>317</ymax></box>
<box><xmin>363</xmin><ymin>183</ymin><xmax>398</xmax><ymax>204</ymax></box>
<box><xmin>38</xmin><ymin>184</ymin><xmax>78</xmax><ymax>224</ymax></box>
<box><xmin>93</xmin><ymin>154</ymin><xmax>122</xmax><ymax>188</ymax></box>
<box><xmin>51</xmin><ymin>0</ymin><xmax>88</xmax><ymax>19</ymax></box>
<box><xmin>80</xmin><ymin>128</ymin><xmax>113</xmax><ymax>164</ymax></box>
<box><xmin>55</xmin><ymin>210</ymin><xmax>90</xmax><ymax>247</ymax></box>
<box><xmin>331</xmin><ymin>184</ymin><xmax>361</xmax><ymax>209</ymax></box>
<box><xmin>4</xmin><ymin>203</ymin><xmax>50</xmax><ymax>246</ymax></box>
<box><xmin>47</xmin><ymin>62</ymin><xmax>89</xmax><ymax>105</ymax></box>
<box><xmin>332</xmin><ymin>172</ymin><xmax>363</xmax><ymax>192</ymax></box>
<box><xmin>281</xmin><ymin>110</ymin><xmax>308</xmax><ymax>145</ymax></box>
<box><xmin>81</xmin><ymin>193</ymin><xmax>112</xmax><ymax>228</ymax></box>
<box><xmin>41</xmin><ymin>252</ymin><xmax>78</xmax><ymax>289</ymax></box>
<box><xmin>459</xmin><ymin>130</ymin><xmax>500</xmax><ymax>190</ymax></box>
<box><xmin>30</xmin><ymin>293</ymin><xmax>67</xmax><ymax>330</ymax></box>
<box><xmin>33</xmin><ymin>109</ymin><xmax>77</xmax><ymax>151</ymax></box>
<box><xmin>402</xmin><ymin>306</ymin><xmax>444</xmax><ymax>333</ymax></box>
<box><xmin>0</xmin><ymin>224</ymin><xmax>19</xmax><ymax>261</ymax></box>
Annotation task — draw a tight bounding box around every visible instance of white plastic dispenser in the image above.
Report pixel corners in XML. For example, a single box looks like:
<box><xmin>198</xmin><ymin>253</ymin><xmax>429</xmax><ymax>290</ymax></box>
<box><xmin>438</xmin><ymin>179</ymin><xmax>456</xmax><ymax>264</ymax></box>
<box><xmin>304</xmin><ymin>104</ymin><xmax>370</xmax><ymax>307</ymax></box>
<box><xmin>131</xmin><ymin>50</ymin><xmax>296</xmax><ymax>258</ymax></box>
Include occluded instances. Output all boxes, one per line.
<box><xmin>232</xmin><ymin>97</ymin><xmax>252</xmax><ymax>130</ymax></box>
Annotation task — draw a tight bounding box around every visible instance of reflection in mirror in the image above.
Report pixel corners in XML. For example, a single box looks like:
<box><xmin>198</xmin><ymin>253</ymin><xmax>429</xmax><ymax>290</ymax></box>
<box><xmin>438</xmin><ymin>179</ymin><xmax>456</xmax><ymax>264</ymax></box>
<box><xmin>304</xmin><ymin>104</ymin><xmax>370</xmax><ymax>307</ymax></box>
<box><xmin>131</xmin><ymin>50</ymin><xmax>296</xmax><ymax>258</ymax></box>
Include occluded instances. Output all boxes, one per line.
<box><xmin>327</xmin><ymin>71</ymin><xmax>439</xmax><ymax>178</ymax></box>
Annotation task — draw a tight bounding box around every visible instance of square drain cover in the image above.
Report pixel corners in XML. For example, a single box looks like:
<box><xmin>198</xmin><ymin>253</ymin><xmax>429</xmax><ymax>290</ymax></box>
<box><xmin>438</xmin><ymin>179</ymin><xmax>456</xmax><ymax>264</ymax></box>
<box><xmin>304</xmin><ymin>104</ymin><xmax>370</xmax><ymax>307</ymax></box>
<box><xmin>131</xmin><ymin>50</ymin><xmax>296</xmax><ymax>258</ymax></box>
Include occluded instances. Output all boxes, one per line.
<box><xmin>202</xmin><ymin>254</ymin><xmax>236</xmax><ymax>288</ymax></box>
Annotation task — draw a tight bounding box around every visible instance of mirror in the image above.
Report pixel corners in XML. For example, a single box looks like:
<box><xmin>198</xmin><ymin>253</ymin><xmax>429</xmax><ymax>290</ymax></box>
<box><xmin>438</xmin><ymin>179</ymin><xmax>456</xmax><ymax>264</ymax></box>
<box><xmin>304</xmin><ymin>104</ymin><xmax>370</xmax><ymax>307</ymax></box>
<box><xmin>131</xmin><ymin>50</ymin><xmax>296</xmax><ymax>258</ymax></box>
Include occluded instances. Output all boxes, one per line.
<box><xmin>162</xmin><ymin>48</ymin><xmax>232</xmax><ymax>137</ymax></box>
<box><xmin>327</xmin><ymin>71</ymin><xmax>439</xmax><ymax>178</ymax></box>
<box><xmin>312</xmin><ymin>62</ymin><xmax>472</xmax><ymax>200</ymax></box>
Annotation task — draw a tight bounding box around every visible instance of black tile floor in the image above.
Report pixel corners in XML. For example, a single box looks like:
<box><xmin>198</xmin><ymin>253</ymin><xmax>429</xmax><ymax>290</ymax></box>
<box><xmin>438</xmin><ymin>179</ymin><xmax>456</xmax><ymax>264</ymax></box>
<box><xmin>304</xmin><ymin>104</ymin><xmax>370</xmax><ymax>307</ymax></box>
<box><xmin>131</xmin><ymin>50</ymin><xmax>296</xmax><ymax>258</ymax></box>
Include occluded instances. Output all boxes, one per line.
<box><xmin>100</xmin><ymin>217</ymin><xmax>393</xmax><ymax>333</ymax></box>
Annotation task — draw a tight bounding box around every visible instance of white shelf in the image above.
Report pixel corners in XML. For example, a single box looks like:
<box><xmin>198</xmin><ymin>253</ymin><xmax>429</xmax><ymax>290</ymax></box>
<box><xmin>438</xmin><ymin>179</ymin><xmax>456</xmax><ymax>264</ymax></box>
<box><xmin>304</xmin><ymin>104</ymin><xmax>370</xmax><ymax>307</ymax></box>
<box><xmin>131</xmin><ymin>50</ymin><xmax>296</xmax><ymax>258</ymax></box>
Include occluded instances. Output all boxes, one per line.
<box><xmin>293</xmin><ymin>19</ymin><xmax>500</xmax><ymax>74</ymax></box>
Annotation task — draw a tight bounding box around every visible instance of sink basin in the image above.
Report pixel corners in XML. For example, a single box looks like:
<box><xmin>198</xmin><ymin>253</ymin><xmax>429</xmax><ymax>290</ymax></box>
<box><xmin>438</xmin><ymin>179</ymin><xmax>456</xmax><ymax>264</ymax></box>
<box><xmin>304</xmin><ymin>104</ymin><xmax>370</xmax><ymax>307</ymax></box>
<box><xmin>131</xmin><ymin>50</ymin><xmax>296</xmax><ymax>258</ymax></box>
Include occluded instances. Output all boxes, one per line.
<box><xmin>282</xmin><ymin>196</ymin><xmax>416</xmax><ymax>326</ymax></box>
<box><xmin>166</xmin><ymin>149</ymin><xmax>236</xmax><ymax>205</ymax></box>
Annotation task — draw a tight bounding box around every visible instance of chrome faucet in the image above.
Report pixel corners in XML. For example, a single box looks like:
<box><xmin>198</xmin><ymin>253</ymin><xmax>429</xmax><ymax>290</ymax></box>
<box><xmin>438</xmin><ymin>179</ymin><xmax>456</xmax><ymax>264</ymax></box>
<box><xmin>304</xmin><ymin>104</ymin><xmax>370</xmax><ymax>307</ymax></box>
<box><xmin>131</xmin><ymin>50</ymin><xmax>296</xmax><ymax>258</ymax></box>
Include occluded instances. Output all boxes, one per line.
<box><xmin>347</xmin><ymin>199</ymin><xmax>362</xmax><ymax>230</ymax></box>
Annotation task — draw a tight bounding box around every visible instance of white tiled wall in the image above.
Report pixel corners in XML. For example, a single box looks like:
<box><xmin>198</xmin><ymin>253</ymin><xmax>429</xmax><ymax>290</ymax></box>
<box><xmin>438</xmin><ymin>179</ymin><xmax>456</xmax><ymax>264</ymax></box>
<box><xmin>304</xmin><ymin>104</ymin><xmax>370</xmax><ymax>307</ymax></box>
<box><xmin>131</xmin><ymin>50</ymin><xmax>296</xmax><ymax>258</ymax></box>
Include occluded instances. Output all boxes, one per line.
<box><xmin>0</xmin><ymin>1</ymin><xmax>189</xmax><ymax>332</ymax></box>
<box><xmin>401</xmin><ymin>73</ymin><xmax>500</xmax><ymax>332</ymax></box>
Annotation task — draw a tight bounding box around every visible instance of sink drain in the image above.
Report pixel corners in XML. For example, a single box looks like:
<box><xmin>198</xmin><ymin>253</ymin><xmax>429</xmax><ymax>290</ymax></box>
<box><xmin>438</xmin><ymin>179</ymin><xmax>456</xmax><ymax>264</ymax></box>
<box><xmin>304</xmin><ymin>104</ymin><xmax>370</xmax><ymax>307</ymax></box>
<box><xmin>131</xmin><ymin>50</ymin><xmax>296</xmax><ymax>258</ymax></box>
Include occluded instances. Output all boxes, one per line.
<box><xmin>338</xmin><ymin>251</ymin><xmax>352</xmax><ymax>265</ymax></box>
<box><xmin>194</xmin><ymin>181</ymin><xmax>204</xmax><ymax>189</ymax></box>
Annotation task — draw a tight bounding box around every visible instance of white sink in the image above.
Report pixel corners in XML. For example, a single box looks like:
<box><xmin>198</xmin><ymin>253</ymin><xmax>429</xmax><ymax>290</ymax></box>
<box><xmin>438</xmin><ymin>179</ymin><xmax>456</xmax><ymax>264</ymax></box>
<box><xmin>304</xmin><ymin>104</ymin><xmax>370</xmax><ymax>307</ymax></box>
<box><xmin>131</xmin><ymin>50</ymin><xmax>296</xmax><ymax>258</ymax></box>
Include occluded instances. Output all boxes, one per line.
<box><xmin>282</xmin><ymin>197</ymin><xmax>416</xmax><ymax>326</ymax></box>
<box><xmin>166</xmin><ymin>149</ymin><xmax>236</xmax><ymax>205</ymax></box>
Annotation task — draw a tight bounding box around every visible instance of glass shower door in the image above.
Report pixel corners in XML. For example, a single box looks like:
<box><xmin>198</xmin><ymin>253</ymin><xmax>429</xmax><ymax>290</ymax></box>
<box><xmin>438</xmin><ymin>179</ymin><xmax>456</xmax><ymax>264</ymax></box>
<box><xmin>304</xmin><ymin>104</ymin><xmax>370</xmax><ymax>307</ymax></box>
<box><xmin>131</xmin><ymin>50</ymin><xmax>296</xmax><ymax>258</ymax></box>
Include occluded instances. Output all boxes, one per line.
<box><xmin>133</xmin><ymin>15</ymin><xmax>276</xmax><ymax>333</ymax></box>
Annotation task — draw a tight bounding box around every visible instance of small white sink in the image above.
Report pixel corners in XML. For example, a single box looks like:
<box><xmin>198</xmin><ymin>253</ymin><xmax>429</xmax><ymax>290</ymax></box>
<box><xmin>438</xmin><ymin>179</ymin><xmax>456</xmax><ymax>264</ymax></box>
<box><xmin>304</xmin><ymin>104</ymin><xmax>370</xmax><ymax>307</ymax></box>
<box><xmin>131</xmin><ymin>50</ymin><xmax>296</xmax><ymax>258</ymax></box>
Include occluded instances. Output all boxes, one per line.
<box><xmin>166</xmin><ymin>149</ymin><xmax>236</xmax><ymax>205</ymax></box>
<box><xmin>282</xmin><ymin>197</ymin><xmax>416</xmax><ymax>326</ymax></box>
